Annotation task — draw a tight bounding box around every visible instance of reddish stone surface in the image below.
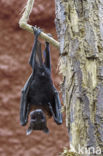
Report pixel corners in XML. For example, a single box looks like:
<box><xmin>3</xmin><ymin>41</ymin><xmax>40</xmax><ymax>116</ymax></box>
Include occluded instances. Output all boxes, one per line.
<box><xmin>0</xmin><ymin>0</ymin><xmax>69</xmax><ymax>155</ymax></box>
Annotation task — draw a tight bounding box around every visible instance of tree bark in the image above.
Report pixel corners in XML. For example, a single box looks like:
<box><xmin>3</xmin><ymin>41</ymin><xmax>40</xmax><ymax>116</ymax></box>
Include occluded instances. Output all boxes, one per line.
<box><xmin>55</xmin><ymin>0</ymin><xmax>103</xmax><ymax>155</ymax></box>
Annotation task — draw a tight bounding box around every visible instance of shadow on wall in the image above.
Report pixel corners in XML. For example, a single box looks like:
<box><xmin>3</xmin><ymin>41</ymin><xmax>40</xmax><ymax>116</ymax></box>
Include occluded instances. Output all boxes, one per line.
<box><xmin>0</xmin><ymin>0</ymin><xmax>69</xmax><ymax>155</ymax></box>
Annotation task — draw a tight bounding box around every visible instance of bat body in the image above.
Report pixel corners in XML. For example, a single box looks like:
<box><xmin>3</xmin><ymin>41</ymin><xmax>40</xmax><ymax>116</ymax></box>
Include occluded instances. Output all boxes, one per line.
<box><xmin>20</xmin><ymin>27</ymin><xmax>62</xmax><ymax>134</ymax></box>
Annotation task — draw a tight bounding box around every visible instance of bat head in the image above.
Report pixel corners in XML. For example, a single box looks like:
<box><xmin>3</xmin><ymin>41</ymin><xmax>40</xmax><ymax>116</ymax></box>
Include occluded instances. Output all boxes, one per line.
<box><xmin>26</xmin><ymin>109</ymin><xmax>49</xmax><ymax>135</ymax></box>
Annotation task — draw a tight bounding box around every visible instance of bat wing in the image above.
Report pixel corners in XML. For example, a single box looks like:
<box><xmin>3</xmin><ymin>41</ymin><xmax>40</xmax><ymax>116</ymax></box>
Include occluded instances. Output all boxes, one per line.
<box><xmin>20</xmin><ymin>28</ymin><xmax>42</xmax><ymax>126</ymax></box>
<box><xmin>49</xmin><ymin>87</ymin><xmax>62</xmax><ymax>125</ymax></box>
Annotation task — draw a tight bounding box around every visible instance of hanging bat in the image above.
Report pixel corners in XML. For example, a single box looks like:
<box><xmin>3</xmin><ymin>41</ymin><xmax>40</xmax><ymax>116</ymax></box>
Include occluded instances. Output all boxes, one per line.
<box><xmin>20</xmin><ymin>27</ymin><xmax>62</xmax><ymax>135</ymax></box>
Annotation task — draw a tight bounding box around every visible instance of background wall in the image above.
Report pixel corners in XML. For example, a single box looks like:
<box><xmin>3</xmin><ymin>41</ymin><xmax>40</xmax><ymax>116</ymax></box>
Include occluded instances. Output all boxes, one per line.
<box><xmin>0</xmin><ymin>0</ymin><xmax>68</xmax><ymax>155</ymax></box>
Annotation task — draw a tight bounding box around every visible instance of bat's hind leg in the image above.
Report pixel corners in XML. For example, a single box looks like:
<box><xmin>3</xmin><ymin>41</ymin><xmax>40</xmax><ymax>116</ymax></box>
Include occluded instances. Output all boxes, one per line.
<box><xmin>44</xmin><ymin>42</ymin><xmax>51</xmax><ymax>72</ymax></box>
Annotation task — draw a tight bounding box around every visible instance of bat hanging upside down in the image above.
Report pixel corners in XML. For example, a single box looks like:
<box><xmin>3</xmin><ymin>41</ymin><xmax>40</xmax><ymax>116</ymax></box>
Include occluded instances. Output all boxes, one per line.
<box><xmin>20</xmin><ymin>27</ymin><xmax>62</xmax><ymax>135</ymax></box>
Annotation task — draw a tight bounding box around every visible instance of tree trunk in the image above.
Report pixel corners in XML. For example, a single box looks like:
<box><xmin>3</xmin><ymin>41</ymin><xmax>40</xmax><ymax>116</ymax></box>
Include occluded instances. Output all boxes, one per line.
<box><xmin>55</xmin><ymin>0</ymin><xmax>103</xmax><ymax>155</ymax></box>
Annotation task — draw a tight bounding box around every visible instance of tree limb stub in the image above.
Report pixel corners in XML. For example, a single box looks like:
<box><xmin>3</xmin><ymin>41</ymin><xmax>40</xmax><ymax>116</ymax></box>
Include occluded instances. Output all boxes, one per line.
<box><xmin>19</xmin><ymin>0</ymin><xmax>60</xmax><ymax>49</ymax></box>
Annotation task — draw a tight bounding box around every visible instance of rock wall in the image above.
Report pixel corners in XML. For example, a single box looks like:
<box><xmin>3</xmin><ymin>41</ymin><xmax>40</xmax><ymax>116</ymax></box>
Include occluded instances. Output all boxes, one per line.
<box><xmin>0</xmin><ymin>0</ymin><xmax>68</xmax><ymax>155</ymax></box>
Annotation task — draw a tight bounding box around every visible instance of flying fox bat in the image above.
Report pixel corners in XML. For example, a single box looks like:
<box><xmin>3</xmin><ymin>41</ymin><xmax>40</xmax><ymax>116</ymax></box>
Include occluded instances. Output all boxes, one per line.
<box><xmin>20</xmin><ymin>27</ymin><xmax>62</xmax><ymax>135</ymax></box>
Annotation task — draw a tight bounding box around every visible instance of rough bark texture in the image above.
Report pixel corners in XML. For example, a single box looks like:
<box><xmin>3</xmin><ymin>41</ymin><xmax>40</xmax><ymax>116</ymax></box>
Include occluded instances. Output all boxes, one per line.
<box><xmin>55</xmin><ymin>0</ymin><xmax>103</xmax><ymax>155</ymax></box>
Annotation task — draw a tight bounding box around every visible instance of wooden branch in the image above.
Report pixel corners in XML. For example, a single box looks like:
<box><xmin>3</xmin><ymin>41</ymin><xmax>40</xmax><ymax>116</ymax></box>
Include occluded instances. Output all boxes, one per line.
<box><xmin>19</xmin><ymin>0</ymin><xmax>60</xmax><ymax>49</ymax></box>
